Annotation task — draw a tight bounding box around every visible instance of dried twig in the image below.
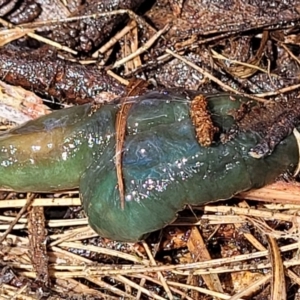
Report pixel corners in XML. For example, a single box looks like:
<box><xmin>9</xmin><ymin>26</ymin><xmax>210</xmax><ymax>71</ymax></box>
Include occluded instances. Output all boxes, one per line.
<box><xmin>166</xmin><ymin>49</ymin><xmax>269</xmax><ymax>103</ymax></box>
<box><xmin>0</xmin><ymin>193</ymin><xmax>35</xmax><ymax>243</ymax></box>
<box><xmin>142</xmin><ymin>241</ymin><xmax>174</xmax><ymax>299</ymax></box>
<box><xmin>113</xmin><ymin>24</ymin><xmax>170</xmax><ymax>69</ymax></box>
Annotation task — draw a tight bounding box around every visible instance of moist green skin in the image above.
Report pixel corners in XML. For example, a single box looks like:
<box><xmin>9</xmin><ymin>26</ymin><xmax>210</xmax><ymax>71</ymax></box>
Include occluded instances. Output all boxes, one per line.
<box><xmin>0</xmin><ymin>91</ymin><xmax>297</xmax><ymax>241</ymax></box>
<box><xmin>0</xmin><ymin>104</ymin><xmax>118</xmax><ymax>191</ymax></box>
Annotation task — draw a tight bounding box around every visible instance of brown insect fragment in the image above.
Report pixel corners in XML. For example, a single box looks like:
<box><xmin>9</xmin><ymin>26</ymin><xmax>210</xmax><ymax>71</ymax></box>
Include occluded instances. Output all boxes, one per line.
<box><xmin>115</xmin><ymin>79</ymin><xmax>148</xmax><ymax>209</ymax></box>
<box><xmin>190</xmin><ymin>94</ymin><xmax>218</xmax><ymax>147</ymax></box>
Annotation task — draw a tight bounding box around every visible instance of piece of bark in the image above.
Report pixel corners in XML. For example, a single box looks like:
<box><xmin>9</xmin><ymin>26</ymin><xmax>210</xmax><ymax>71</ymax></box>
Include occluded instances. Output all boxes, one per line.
<box><xmin>47</xmin><ymin>0</ymin><xmax>145</xmax><ymax>52</ymax></box>
<box><xmin>0</xmin><ymin>46</ymin><xmax>126</xmax><ymax>104</ymax></box>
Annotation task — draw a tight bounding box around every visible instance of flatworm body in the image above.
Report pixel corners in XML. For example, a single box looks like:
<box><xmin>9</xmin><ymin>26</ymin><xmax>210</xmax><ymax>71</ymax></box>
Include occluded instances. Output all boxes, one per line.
<box><xmin>0</xmin><ymin>91</ymin><xmax>297</xmax><ymax>241</ymax></box>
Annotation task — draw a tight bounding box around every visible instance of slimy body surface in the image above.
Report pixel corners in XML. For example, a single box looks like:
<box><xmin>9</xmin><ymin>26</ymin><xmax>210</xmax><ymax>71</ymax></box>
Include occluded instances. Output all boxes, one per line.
<box><xmin>0</xmin><ymin>91</ymin><xmax>297</xmax><ymax>241</ymax></box>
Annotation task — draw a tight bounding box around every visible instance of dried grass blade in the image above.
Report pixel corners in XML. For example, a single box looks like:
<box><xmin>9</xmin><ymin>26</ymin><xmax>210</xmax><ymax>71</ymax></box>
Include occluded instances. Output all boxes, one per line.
<box><xmin>268</xmin><ymin>236</ymin><xmax>286</xmax><ymax>300</ymax></box>
<box><xmin>187</xmin><ymin>226</ymin><xmax>223</xmax><ymax>297</ymax></box>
